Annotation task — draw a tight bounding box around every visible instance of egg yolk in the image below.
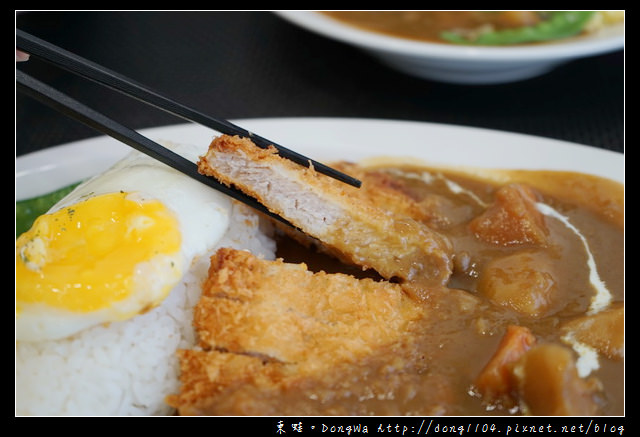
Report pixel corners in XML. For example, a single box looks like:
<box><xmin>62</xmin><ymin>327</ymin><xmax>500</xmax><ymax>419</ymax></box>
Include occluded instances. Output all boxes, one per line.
<box><xmin>16</xmin><ymin>192</ymin><xmax>182</xmax><ymax>314</ymax></box>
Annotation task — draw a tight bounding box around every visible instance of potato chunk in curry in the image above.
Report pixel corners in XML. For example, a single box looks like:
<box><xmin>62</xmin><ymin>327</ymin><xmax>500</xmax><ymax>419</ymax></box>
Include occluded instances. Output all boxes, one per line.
<box><xmin>469</xmin><ymin>184</ymin><xmax>549</xmax><ymax>247</ymax></box>
<box><xmin>478</xmin><ymin>250</ymin><xmax>558</xmax><ymax>318</ymax></box>
<box><xmin>512</xmin><ymin>344</ymin><xmax>602</xmax><ymax>416</ymax></box>
<box><xmin>562</xmin><ymin>304</ymin><xmax>624</xmax><ymax>360</ymax></box>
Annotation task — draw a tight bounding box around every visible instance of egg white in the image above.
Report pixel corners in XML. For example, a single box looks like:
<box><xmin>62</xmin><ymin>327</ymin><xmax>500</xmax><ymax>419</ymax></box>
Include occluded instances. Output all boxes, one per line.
<box><xmin>16</xmin><ymin>141</ymin><xmax>231</xmax><ymax>342</ymax></box>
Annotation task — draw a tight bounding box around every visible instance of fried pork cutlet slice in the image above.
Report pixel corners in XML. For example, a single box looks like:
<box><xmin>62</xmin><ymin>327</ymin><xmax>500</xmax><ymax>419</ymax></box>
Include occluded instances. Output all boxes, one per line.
<box><xmin>197</xmin><ymin>135</ymin><xmax>453</xmax><ymax>296</ymax></box>
<box><xmin>167</xmin><ymin>248</ymin><xmax>423</xmax><ymax>415</ymax></box>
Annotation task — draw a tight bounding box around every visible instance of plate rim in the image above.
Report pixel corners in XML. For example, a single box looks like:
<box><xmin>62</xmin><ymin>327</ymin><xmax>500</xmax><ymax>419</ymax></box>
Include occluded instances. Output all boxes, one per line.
<box><xmin>16</xmin><ymin>117</ymin><xmax>624</xmax><ymax>200</ymax></box>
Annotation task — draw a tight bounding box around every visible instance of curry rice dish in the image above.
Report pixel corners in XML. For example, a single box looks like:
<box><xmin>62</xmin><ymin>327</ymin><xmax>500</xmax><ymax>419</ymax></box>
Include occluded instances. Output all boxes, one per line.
<box><xmin>166</xmin><ymin>135</ymin><xmax>624</xmax><ymax>416</ymax></box>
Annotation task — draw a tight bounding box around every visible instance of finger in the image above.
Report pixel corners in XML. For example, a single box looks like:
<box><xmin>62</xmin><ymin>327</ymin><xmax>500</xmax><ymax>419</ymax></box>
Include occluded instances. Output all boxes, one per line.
<box><xmin>16</xmin><ymin>50</ymin><xmax>30</xmax><ymax>62</ymax></box>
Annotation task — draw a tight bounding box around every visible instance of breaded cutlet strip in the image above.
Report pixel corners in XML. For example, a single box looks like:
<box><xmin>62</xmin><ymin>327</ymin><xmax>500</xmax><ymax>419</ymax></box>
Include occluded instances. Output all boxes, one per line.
<box><xmin>194</xmin><ymin>248</ymin><xmax>422</xmax><ymax>367</ymax></box>
<box><xmin>330</xmin><ymin>161</ymin><xmax>429</xmax><ymax>221</ymax></box>
<box><xmin>167</xmin><ymin>248</ymin><xmax>424</xmax><ymax>415</ymax></box>
<box><xmin>276</xmin><ymin>161</ymin><xmax>432</xmax><ymax>260</ymax></box>
<box><xmin>166</xmin><ymin>349</ymin><xmax>290</xmax><ymax>416</ymax></box>
<box><xmin>197</xmin><ymin>135</ymin><xmax>453</xmax><ymax>294</ymax></box>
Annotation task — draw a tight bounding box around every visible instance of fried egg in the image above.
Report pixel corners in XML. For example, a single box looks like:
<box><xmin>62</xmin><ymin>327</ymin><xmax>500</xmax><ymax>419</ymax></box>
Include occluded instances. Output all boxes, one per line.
<box><xmin>16</xmin><ymin>141</ymin><xmax>231</xmax><ymax>342</ymax></box>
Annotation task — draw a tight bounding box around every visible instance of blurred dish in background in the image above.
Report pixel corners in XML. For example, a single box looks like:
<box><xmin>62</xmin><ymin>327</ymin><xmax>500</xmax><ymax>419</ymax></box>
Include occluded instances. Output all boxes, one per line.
<box><xmin>275</xmin><ymin>11</ymin><xmax>624</xmax><ymax>84</ymax></box>
<box><xmin>319</xmin><ymin>11</ymin><xmax>623</xmax><ymax>46</ymax></box>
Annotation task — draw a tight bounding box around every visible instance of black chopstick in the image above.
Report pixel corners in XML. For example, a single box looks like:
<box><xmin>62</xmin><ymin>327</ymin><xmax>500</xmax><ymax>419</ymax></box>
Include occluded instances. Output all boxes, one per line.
<box><xmin>16</xmin><ymin>29</ymin><xmax>361</xmax><ymax>188</ymax></box>
<box><xmin>16</xmin><ymin>69</ymin><xmax>296</xmax><ymax>228</ymax></box>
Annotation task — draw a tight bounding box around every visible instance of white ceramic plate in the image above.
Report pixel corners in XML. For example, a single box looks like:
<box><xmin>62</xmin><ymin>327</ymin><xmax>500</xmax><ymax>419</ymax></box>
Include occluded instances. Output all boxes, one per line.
<box><xmin>16</xmin><ymin>118</ymin><xmax>623</xmax><ymax>201</ymax></box>
<box><xmin>275</xmin><ymin>11</ymin><xmax>624</xmax><ymax>84</ymax></box>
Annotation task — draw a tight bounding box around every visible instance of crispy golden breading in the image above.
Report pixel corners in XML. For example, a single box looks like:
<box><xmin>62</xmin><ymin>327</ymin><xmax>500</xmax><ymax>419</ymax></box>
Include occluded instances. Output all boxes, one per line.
<box><xmin>197</xmin><ymin>135</ymin><xmax>453</xmax><ymax>296</ymax></box>
<box><xmin>329</xmin><ymin>162</ymin><xmax>429</xmax><ymax>221</ymax></box>
<box><xmin>167</xmin><ymin>248</ymin><xmax>423</xmax><ymax>415</ymax></box>
<box><xmin>167</xmin><ymin>349</ymin><xmax>291</xmax><ymax>416</ymax></box>
<box><xmin>196</xmin><ymin>248</ymin><xmax>421</xmax><ymax>366</ymax></box>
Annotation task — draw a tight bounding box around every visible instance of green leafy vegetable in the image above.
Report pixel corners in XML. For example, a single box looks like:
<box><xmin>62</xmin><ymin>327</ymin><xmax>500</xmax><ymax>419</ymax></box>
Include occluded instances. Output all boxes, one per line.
<box><xmin>440</xmin><ymin>11</ymin><xmax>596</xmax><ymax>45</ymax></box>
<box><xmin>16</xmin><ymin>181</ymin><xmax>82</xmax><ymax>237</ymax></box>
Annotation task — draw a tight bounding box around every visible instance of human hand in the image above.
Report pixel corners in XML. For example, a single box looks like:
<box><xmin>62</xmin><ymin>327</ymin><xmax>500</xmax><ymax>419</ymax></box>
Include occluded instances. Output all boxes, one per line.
<box><xmin>16</xmin><ymin>49</ymin><xmax>29</xmax><ymax>62</ymax></box>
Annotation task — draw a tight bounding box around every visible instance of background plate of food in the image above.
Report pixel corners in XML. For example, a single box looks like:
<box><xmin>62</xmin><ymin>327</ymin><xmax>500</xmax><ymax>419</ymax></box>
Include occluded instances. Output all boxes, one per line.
<box><xmin>275</xmin><ymin>11</ymin><xmax>624</xmax><ymax>84</ymax></box>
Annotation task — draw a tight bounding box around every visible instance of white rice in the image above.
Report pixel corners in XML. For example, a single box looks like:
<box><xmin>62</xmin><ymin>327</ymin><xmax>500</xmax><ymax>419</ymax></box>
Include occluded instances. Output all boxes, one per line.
<box><xmin>15</xmin><ymin>203</ymin><xmax>276</xmax><ymax>416</ymax></box>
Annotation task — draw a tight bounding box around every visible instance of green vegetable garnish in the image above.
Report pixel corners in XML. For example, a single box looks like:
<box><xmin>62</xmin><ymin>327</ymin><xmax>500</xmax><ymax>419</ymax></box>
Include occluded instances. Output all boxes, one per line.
<box><xmin>440</xmin><ymin>11</ymin><xmax>596</xmax><ymax>45</ymax></box>
<box><xmin>16</xmin><ymin>181</ymin><xmax>82</xmax><ymax>238</ymax></box>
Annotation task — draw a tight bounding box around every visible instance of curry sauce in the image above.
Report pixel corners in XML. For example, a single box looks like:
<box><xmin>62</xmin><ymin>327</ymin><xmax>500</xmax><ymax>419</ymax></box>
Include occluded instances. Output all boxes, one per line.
<box><xmin>171</xmin><ymin>157</ymin><xmax>623</xmax><ymax>416</ymax></box>
<box><xmin>272</xmin><ymin>165</ymin><xmax>624</xmax><ymax>415</ymax></box>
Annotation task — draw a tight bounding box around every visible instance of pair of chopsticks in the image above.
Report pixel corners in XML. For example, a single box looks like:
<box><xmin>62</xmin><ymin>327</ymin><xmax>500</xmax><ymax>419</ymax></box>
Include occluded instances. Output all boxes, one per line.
<box><xmin>16</xmin><ymin>29</ymin><xmax>361</xmax><ymax>227</ymax></box>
